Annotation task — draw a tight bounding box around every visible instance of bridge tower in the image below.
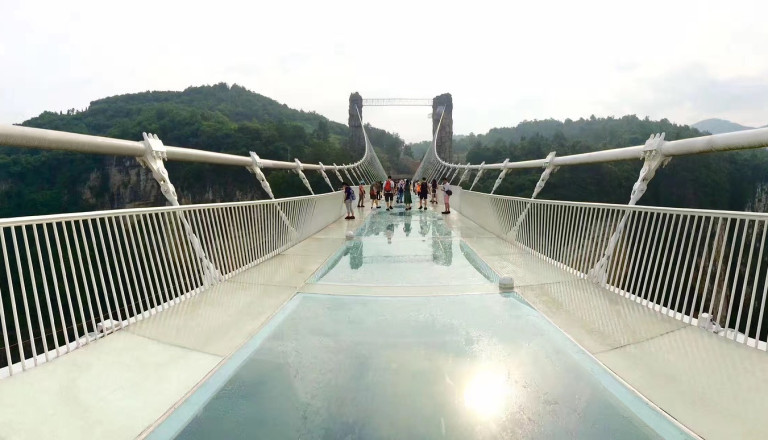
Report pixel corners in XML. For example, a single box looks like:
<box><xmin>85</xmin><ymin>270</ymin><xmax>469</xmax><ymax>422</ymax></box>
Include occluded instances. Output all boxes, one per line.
<box><xmin>348</xmin><ymin>92</ymin><xmax>366</xmax><ymax>159</ymax></box>
<box><xmin>433</xmin><ymin>93</ymin><xmax>453</xmax><ymax>163</ymax></box>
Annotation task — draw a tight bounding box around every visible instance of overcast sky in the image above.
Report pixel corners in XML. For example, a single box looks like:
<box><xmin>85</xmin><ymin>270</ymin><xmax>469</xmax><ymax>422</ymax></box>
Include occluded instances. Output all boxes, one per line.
<box><xmin>2</xmin><ymin>0</ymin><xmax>767</xmax><ymax>142</ymax></box>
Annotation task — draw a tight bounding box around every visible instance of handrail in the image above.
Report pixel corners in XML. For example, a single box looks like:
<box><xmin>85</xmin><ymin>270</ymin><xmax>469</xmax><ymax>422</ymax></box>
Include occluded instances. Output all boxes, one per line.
<box><xmin>0</xmin><ymin>192</ymin><xmax>331</xmax><ymax>228</ymax></box>
<box><xmin>463</xmin><ymin>190</ymin><xmax>768</xmax><ymax>221</ymax></box>
<box><xmin>0</xmin><ymin>124</ymin><xmax>355</xmax><ymax>172</ymax></box>
<box><xmin>425</xmin><ymin>125</ymin><xmax>768</xmax><ymax>171</ymax></box>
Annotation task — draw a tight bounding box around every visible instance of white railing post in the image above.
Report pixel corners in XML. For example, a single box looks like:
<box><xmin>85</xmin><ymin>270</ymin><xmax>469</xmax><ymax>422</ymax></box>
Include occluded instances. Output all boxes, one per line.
<box><xmin>509</xmin><ymin>152</ymin><xmax>558</xmax><ymax>240</ymax></box>
<box><xmin>138</xmin><ymin>133</ymin><xmax>223</xmax><ymax>286</ymax></box>
<box><xmin>342</xmin><ymin>165</ymin><xmax>354</xmax><ymax>184</ymax></box>
<box><xmin>351</xmin><ymin>166</ymin><xmax>362</xmax><ymax>184</ymax></box>
<box><xmin>491</xmin><ymin>159</ymin><xmax>510</xmax><ymax>194</ymax></box>
<box><xmin>331</xmin><ymin>163</ymin><xmax>344</xmax><ymax>184</ymax></box>
<box><xmin>457</xmin><ymin>163</ymin><xmax>471</xmax><ymax>186</ymax></box>
<box><xmin>589</xmin><ymin>133</ymin><xmax>671</xmax><ymax>284</ymax></box>
<box><xmin>532</xmin><ymin>152</ymin><xmax>558</xmax><ymax>199</ymax></box>
<box><xmin>448</xmin><ymin>165</ymin><xmax>461</xmax><ymax>184</ymax></box>
<box><xmin>469</xmin><ymin>162</ymin><xmax>486</xmax><ymax>191</ymax></box>
<box><xmin>247</xmin><ymin>152</ymin><xmax>276</xmax><ymax>199</ymax></box>
<box><xmin>317</xmin><ymin>162</ymin><xmax>335</xmax><ymax>191</ymax></box>
<box><xmin>294</xmin><ymin>159</ymin><xmax>314</xmax><ymax>195</ymax></box>
<box><xmin>247</xmin><ymin>152</ymin><xmax>299</xmax><ymax>236</ymax></box>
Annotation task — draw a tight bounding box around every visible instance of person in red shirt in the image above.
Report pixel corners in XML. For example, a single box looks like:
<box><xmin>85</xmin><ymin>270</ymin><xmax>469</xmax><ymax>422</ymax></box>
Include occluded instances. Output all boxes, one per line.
<box><xmin>357</xmin><ymin>181</ymin><xmax>365</xmax><ymax>207</ymax></box>
<box><xmin>383</xmin><ymin>176</ymin><xmax>395</xmax><ymax>210</ymax></box>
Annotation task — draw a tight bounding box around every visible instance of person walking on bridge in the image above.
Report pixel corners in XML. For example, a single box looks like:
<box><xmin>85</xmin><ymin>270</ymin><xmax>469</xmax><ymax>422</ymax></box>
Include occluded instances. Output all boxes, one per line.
<box><xmin>343</xmin><ymin>183</ymin><xmax>355</xmax><ymax>219</ymax></box>
<box><xmin>358</xmin><ymin>181</ymin><xmax>365</xmax><ymax>208</ymax></box>
<box><xmin>418</xmin><ymin>177</ymin><xmax>429</xmax><ymax>209</ymax></box>
<box><xmin>370</xmin><ymin>182</ymin><xmax>380</xmax><ymax>209</ymax></box>
<box><xmin>403</xmin><ymin>179</ymin><xmax>413</xmax><ymax>210</ymax></box>
<box><xmin>384</xmin><ymin>176</ymin><xmax>395</xmax><ymax>210</ymax></box>
<box><xmin>441</xmin><ymin>177</ymin><xmax>452</xmax><ymax>215</ymax></box>
<box><xmin>397</xmin><ymin>179</ymin><xmax>405</xmax><ymax>204</ymax></box>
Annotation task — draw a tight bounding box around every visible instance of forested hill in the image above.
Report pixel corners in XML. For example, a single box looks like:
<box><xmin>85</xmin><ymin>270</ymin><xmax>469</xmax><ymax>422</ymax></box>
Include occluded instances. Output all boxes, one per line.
<box><xmin>1</xmin><ymin>83</ymin><xmax>405</xmax><ymax>217</ymax></box>
<box><xmin>22</xmin><ymin>83</ymin><xmax>350</xmax><ymax>138</ymax></box>
<box><xmin>458</xmin><ymin>115</ymin><xmax>768</xmax><ymax>212</ymax></box>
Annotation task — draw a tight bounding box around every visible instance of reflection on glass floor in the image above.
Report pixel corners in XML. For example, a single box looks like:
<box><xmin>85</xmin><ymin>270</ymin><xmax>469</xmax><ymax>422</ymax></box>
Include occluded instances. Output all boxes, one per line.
<box><xmin>157</xmin><ymin>294</ymin><xmax>692</xmax><ymax>440</ymax></box>
<box><xmin>309</xmin><ymin>209</ymin><xmax>498</xmax><ymax>286</ymax></box>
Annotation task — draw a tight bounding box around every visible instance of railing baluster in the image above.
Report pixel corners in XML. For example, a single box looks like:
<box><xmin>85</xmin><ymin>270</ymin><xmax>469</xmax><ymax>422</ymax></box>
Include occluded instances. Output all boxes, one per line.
<box><xmin>0</xmin><ymin>227</ymin><xmax>22</xmax><ymax>373</ymax></box>
<box><xmin>701</xmin><ymin>218</ymin><xmax>725</xmax><ymax>319</ymax></box>
<box><xmin>647</xmin><ymin>213</ymin><xmax>674</xmax><ymax>309</ymax></box>
<box><xmin>126</xmin><ymin>215</ymin><xmax>153</xmax><ymax>318</ymax></box>
<box><xmin>147</xmin><ymin>213</ymin><xmax>175</xmax><ymax>308</ymax></box>
<box><xmin>741</xmin><ymin>220</ymin><xmax>766</xmax><ymax>346</ymax></box>
<box><xmin>42</xmin><ymin>223</ymin><xmax>68</xmax><ymax>356</ymax></box>
<box><xmin>724</xmin><ymin>219</ymin><xmax>749</xmax><ymax>338</ymax></box>
<box><xmin>733</xmin><ymin>219</ymin><xmax>758</xmax><ymax>337</ymax></box>
<box><xmin>717</xmin><ymin>219</ymin><xmax>741</xmax><ymax>326</ymax></box>
<box><xmin>105</xmin><ymin>216</ymin><xmax>130</xmax><ymax>326</ymax></box>
<box><xmin>85</xmin><ymin>218</ymin><xmax>114</xmax><ymax>334</ymax></box>
<box><xmin>21</xmin><ymin>225</ymin><xmax>48</xmax><ymax>363</ymax></box>
<box><xmin>680</xmin><ymin>216</ymin><xmax>706</xmax><ymax>323</ymax></box>
<box><xmin>61</xmin><ymin>221</ymin><xmax>91</xmax><ymax>345</ymax></box>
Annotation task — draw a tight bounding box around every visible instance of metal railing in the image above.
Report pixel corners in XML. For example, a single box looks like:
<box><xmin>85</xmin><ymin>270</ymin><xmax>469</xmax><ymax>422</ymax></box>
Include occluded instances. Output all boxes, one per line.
<box><xmin>415</xmin><ymin>107</ymin><xmax>768</xmax><ymax>202</ymax></box>
<box><xmin>458</xmin><ymin>189</ymin><xmax>768</xmax><ymax>350</ymax></box>
<box><xmin>0</xmin><ymin>105</ymin><xmax>387</xmax><ymax>199</ymax></box>
<box><xmin>0</xmin><ymin>192</ymin><xmax>343</xmax><ymax>377</ymax></box>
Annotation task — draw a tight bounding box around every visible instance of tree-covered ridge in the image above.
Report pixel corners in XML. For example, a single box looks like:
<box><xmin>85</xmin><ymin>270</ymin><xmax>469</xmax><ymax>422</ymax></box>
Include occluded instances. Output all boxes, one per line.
<box><xmin>22</xmin><ymin>83</ymin><xmax>349</xmax><ymax>138</ymax></box>
<box><xmin>458</xmin><ymin>115</ymin><xmax>768</xmax><ymax>212</ymax></box>
<box><xmin>0</xmin><ymin>83</ymin><xmax>406</xmax><ymax>217</ymax></box>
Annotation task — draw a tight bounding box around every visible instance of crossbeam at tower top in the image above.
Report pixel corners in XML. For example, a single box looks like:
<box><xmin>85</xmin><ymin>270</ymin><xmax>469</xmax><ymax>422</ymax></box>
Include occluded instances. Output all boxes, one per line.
<box><xmin>362</xmin><ymin>98</ymin><xmax>433</xmax><ymax>106</ymax></box>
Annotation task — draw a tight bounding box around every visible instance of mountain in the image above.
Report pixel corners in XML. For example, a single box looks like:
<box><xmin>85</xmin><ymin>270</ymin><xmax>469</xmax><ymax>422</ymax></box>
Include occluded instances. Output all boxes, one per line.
<box><xmin>0</xmin><ymin>83</ymin><xmax>405</xmax><ymax>217</ymax></box>
<box><xmin>692</xmin><ymin>118</ymin><xmax>755</xmax><ymax>134</ymax></box>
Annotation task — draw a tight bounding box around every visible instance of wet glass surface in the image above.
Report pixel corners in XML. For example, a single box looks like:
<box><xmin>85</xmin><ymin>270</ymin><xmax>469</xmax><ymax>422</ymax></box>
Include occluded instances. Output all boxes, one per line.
<box><xmin>309</xmin><ymin>209</ymin><xmax>498</xmax><ymax>286</ymax></box>
<box><xmin>159</xmin><ymin>294</ymin><xmax>693</xmax><ymax>440</ymax></box>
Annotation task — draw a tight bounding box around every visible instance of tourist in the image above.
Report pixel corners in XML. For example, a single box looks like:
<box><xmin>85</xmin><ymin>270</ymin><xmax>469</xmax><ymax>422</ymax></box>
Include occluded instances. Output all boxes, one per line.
<box><xmin>418</xmin><ymin>177</ymin><xmax>429</xmax><ymax>209</ymax></box>
<box><xmin>358</xmin><ymin>181</ymin><xmax>365</xmax><ymax>207</ymax></box>
<box><xmin>384</xmin><ymin>176</ymin><xmax>395</xmax><ymax>210</ymax></box>
<box><xmin>430</xmin><ymin>179</ymin><xmax>438</xmax><ymax>204</ymax></box>
<box><xmin>403</xmin><ymin>179</ymin><xmax>413</xmax><ymax>210</ymax></box>
<box><xmin>342</xmin><ymin>183</ymin><xmax>355</xmax><ymax>219</ymax></box>
<box><xmin>397</xmin><ymin>179</ymin><xmax>405</xmax><ymax>203</ymax></box>
<box><xmin>370</xmin><ymin>182</ymin><xmax>379</xmax><ymax>209</ymax></box>
<box><xmin>441</xmin><ymin>176</ymin><xmax>452</xmax><ymax>214</ymax></box>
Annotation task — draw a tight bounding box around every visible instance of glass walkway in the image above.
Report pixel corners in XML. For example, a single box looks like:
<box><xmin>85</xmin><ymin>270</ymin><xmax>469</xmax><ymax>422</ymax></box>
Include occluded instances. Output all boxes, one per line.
<box><xmin>148</xmin><ymin>208</ymin><xmax>691</xmax><ymax>439</ymax></box>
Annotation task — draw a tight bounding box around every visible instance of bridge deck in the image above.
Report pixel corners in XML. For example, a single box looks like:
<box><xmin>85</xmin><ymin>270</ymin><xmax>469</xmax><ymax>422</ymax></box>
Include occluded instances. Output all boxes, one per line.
<box><xmin>0</xmin><ymin>205</ymin><xmax>766</xmax><ymax>439</ymax></box>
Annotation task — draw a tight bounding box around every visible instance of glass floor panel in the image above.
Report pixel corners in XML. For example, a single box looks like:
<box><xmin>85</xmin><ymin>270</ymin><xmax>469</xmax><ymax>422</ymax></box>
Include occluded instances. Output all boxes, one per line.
<box><xmin>151</xmin><ymin>293</ymin><xmax>693</xmax><ymax>440</ymax></box>
<box><xmin>308</xmin><ymin>209</ymin><xmax>498</xmax><ymax>286</ymax></box>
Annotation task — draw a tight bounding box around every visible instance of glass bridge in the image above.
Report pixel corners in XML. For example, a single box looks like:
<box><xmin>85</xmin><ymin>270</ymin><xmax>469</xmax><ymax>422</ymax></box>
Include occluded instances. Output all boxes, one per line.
<box><xmin>147</xmin><ymin>207</ymin><xmax>693</xmax><ymax>439</ymax></box>
<box><xmin>1</xmin><ymin>116</ymin><xmax>768</xmax><ymax>440</ymax></box>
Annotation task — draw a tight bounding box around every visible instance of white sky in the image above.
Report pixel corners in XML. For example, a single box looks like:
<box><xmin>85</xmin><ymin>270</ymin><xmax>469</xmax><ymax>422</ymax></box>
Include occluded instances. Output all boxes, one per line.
<box><xmin>2</xmin><ymin>0</ymin><xmax>767</xmax><ymax>142</ymax></box>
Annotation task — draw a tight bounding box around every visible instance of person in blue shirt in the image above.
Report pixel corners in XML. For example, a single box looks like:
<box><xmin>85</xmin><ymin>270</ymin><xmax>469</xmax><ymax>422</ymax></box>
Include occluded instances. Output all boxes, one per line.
<box><xmin>342</xmin><ymin>183</ymin><xmax>355</xmax><ymax>219</ymax></box>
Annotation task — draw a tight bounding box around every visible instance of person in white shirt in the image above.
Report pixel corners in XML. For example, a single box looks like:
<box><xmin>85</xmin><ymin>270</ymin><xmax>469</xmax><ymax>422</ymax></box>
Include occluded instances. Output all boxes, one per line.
<box><xmin>441</xmin><ymin>177</ymin><xmax>452</xmax><ymax>215</ymax></box>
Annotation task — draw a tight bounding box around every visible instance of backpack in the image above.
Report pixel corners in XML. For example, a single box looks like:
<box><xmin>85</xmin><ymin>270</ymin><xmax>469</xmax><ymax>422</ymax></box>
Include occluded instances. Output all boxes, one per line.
<box><xmin>351</xmin><ymin>190</ymin><xmax>356</xmax><ymax>200</ymax></box>
<box><xmin>384</xmin><ymin>180</ymin><xmax>392</xmax><ymax>192</ymax></box>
